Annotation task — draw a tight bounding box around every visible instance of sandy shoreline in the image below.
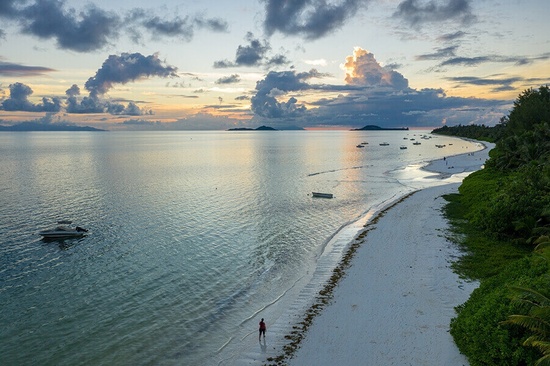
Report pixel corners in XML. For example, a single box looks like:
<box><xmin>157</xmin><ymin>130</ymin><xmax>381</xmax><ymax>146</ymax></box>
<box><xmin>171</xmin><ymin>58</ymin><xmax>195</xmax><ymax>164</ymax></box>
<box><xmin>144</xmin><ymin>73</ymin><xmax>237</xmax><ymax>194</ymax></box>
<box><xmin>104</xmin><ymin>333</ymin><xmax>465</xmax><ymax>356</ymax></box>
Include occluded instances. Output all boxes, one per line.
<box><xmin>280</xmin><ymin>143</ymin><xmax>492</xmax><ymax>366</ymax></box>
<box><xmin>229</xmin><ymin>140</ymin><xmax>493</xmax><ymax>365</ymax></box>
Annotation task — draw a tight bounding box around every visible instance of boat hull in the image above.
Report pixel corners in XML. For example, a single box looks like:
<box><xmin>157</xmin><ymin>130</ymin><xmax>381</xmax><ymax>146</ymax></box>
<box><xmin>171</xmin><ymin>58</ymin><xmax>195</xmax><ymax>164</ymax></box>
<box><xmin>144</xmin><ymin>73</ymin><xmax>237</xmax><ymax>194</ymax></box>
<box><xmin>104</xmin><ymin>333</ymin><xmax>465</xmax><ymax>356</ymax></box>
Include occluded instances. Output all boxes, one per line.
<box><xmin>39</xmin><ymin>230</ymin><xmax>87</xmax><ymax>238</ymax></box>
<box><xmin>312</xmin><ymin>192</ymin><xmax>333</xmax><ymax>198</ymax></box>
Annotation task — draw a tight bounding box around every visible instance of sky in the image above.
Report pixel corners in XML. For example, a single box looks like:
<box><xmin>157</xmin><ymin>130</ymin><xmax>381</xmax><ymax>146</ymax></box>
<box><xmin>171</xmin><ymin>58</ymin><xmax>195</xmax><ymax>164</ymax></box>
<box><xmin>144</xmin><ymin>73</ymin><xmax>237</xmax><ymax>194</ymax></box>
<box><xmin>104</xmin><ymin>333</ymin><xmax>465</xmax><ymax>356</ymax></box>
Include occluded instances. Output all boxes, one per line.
<box><xmin>0</xmin><ymin>0</ymin><xmax>549</xmax><ymax>130</ymax></box>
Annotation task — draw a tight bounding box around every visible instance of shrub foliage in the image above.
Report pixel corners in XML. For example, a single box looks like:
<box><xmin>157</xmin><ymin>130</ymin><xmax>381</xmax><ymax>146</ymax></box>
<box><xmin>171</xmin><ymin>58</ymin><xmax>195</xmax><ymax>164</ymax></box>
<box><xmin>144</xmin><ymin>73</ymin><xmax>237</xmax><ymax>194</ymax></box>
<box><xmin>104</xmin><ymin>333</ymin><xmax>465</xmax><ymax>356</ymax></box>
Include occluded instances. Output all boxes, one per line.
<box><xmin>434</xmin><ymin>86</ymin><xmax>550</xmax><ymax>365</ymax></box>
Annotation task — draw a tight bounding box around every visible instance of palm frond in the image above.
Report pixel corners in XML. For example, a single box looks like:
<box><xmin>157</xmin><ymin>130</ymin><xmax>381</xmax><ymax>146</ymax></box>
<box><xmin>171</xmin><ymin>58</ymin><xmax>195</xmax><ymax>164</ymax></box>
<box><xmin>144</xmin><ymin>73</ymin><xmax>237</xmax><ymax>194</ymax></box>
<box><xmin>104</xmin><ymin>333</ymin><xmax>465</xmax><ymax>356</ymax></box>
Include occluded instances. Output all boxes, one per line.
<box><xmin>506</xmin><ymin>315</ymin><xmax>550</xmax><ymax>335</ymax></box>
<box><xmin>509</xmin><ymin>285</ymin><xmax>550</xmax><ymax>306</ymax></box>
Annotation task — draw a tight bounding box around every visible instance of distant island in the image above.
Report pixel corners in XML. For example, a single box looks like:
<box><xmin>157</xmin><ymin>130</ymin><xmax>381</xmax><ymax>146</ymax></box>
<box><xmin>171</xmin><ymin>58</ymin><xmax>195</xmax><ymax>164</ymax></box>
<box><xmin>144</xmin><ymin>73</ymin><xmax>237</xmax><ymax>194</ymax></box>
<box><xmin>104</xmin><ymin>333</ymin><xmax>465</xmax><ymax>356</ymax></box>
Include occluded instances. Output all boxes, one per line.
<box><xmin>352</xmin><ymin>125</ymin><xmax>409</xmax><ymax>131</ymax></box>
<box><xmin>0</xmin><ymin>122</ymin><xmax>105</xmax><ymax>132</ymax></box>
<box><xmin>227</xmin><ymin>125</ymin><xmax>277</xmax><ymax>131</ymax></box>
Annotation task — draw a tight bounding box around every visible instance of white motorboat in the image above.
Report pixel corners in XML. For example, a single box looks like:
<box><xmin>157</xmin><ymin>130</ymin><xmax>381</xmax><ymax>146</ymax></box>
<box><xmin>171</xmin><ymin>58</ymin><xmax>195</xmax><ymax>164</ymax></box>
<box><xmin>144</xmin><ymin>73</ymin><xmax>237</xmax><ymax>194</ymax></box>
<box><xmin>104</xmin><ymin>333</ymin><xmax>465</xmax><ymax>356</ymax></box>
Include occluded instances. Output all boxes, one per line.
<box><xmin>39</xmin><ymin>221</ymin><xmax>88</xmax><ymax>238</ymax></box>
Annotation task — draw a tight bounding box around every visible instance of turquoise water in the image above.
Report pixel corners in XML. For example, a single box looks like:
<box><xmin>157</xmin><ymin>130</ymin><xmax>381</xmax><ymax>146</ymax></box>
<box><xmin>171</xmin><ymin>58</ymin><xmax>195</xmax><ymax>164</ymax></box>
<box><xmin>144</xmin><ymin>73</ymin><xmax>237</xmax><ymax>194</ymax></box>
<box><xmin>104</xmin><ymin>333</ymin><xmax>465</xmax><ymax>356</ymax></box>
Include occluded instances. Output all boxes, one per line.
<box><xmin>0</xmin><ymin>130</ymin><xmax>481</xmax><ymax>365</ymax></box>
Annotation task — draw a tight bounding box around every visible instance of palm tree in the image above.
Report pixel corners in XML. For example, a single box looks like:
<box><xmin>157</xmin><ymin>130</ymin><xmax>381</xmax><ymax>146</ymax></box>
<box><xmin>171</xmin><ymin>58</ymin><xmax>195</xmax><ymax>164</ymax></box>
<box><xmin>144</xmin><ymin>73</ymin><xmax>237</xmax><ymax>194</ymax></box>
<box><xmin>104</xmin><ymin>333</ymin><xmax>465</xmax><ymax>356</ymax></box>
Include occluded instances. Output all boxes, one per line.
<box><xmin>504</xmin><ymin>243</ymin><xmax>550</xmax><ymax>365</ymax></box>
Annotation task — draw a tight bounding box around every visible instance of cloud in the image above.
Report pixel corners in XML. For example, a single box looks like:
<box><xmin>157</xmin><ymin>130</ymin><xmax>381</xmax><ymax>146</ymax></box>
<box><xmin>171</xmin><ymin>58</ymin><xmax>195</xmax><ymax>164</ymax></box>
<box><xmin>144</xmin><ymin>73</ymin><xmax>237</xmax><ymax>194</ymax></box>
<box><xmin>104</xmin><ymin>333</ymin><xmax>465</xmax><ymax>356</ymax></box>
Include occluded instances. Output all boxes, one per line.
<box><xmin>263</xmin><ymin>0</ymin><xmax>364</xmax><ymax>40</ymax></box>
<box><xmin>415</xmin><ymin>46</ymin><xmax>458</xmax><ymax>61</ymax></box>
<box><xmin>216</xmin><ymin>74</ymin><xmax>241</xmax><ymax>84</ymax></box>
<box><xmin>213</xmin><ymin>32</ymin><xmax>290</xmax><ymax>69</ymax></box>
<box><xmin>436</xmin><ymin>31</ymin><xmax>466</xmax><ymax>42</ymax></box>
<box><xmin>0</xmin><ymin>1</ymin><xmax>228</xmax><ymax>52</ymax></box>
<box><xmin>249</xmin><ymin>47</ymin><xmax>510</xmax><ymax>128</ymax></box>
<box><xmin>126</xmin><ymin>10</ymin><xmax>228</xmax><ymax>41</ymax></box>
<box><xmin>62</xmin><ymin>52</ymin><xmax>176</xmax><ymax>115</ymax></box>
<box><xmin>439</xmin><ymin>54</ymin><xmax>550</xmax><ymax>67</ymax></box>
<box><xmin>0</xmin><ymin>0</ymin><xmax>18</xmax><ymax>16</ymax></box>
<box><xmin>18</xmin><ymin>0</ymin><xmax>120</xmax><ymax>52</ymax></box>
<box><xmin>0</xmin><ymin>61</ymin><xmax>56</xmax><ymax>76</ymax></box>
<box><xmin>446</xmin><ymin>75</ymin><xmax>524</xmax><ymax>92</ymax></box>
<box><xmin>1</xmin><ymin>82</ymin><xmax>61</xmax><ymax>112</ymax></box>
<box><xmin>343</xmin><ymin>48</ymin><xmax>409</xmax><ymax>89</ymax></box>
<box><xmin>250</xmin><ymin>69</ymin><xmax>328</xmax><ymax>118</ymax></box>
<box><xmin>85</xmin><ymin>52</ymin><xmax>178</xmax><ymax>98</ymax></box>
<box><xmin>393</xmin><ymin>0</ymin><xmax>476</xmax><ymax>27</ymax></box>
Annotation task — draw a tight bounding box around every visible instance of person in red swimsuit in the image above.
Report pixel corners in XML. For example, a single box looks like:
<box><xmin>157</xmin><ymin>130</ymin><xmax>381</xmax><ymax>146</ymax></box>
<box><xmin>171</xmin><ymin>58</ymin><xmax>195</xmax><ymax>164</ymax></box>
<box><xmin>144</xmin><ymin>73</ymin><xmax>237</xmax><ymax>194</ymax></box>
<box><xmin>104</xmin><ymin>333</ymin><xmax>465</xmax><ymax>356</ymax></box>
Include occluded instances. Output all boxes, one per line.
<box><xmin>259</xmin><ymin>318</ymin><xmax>266</xmax><ymax>340</ymax></box>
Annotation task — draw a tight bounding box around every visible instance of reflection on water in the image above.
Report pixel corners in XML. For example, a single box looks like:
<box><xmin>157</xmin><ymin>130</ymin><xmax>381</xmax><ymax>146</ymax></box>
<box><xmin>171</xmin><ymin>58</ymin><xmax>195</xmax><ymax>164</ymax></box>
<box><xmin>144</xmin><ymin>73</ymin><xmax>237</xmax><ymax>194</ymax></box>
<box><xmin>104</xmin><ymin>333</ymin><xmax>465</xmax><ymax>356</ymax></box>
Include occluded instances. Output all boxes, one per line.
<box><xmin>0</xmin><ymin>131</ymin><xmax>481</xmax><ymax>365</ymax></box>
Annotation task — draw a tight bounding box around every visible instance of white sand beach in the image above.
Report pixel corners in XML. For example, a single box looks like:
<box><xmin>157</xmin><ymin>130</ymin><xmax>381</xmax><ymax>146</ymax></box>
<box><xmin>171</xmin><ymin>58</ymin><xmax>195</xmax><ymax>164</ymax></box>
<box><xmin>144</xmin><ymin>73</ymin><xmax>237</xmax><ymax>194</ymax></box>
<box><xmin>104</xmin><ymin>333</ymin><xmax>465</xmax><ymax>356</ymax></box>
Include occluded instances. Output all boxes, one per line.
<box><xmin>284</xmin><ymin>144</ymin><xmax>492</xmax><ymax>366</ymax></box>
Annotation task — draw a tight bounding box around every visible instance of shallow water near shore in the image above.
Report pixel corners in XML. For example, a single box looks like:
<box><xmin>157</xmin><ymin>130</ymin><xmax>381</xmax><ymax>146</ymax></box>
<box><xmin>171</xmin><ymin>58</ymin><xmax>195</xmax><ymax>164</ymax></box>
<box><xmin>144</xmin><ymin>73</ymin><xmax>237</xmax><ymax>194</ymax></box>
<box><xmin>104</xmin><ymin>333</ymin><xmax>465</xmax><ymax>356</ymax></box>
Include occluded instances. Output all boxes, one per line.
<box><xmin>0</xmin><ymin>130</ymin><xmax>482</xmax><ymax>365</ymax></box>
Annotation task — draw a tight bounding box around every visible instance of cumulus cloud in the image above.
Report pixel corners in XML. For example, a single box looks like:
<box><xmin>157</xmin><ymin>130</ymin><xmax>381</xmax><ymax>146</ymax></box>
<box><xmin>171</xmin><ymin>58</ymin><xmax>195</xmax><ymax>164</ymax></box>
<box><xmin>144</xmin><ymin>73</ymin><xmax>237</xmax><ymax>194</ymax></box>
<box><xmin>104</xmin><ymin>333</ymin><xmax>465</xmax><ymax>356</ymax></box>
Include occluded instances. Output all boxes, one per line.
<box><xmin>214</xmin><ymin>32</ymin><xmax>290</xmax><ymax>69</ymax></box>
<box><xmin>393</xmin><ymin>0</ymin><xmax>476</xmax><ymax>27</ymax></box>
<box><xmin>63</xmin><ymin>52</ymin><xmax>177</xmax><ymax>115</ymax></box>
<box><xmin>343</xmin><ymin>47</ymin><xmax>409</xmax><ymax>89</ymax></box>
<box><xmin>1</xmin><ymin>82</ymin><xmax>61</xmax><ymax>112</ymax></box>
<box><xmin>249</xmin><ymin>47</ymin><xmax>510</xmax><ymax>128</ymax></box>
<box><xmin>263</xmin><ymin>0</ymin><xmax>365</xmax><ymax>40</ymax></box>
<box><xmin>85</xmin><ymin>52</ymin><xmax>178</xmax><ymax>98</ymax></box>
<box><xmin>250</xmin><ymin>69</ymin><xmax>327</xmax><ymax>118</ymax></box>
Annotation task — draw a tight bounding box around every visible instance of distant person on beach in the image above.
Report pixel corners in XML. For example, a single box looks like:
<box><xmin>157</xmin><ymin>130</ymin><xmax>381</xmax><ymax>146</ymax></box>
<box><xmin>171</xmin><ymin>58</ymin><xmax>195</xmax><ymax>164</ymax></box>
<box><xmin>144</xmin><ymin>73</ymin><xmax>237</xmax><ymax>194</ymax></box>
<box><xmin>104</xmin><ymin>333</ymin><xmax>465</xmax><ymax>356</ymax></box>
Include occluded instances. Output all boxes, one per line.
<box><xmin>259</xmin><ymin>318</ymin><xmax>266</xmax><ymax>340</ymax></box>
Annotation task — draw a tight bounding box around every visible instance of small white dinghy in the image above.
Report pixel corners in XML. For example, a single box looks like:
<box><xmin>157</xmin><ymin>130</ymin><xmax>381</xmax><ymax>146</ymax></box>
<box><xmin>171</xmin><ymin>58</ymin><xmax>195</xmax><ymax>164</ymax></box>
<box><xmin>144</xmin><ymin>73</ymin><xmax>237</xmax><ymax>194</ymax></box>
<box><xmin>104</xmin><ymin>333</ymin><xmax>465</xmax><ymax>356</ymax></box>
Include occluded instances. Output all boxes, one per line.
<box><xmin>39</xmin><ymin>221</ymin><xmax>88</xmax><ymax>239</ymax></box>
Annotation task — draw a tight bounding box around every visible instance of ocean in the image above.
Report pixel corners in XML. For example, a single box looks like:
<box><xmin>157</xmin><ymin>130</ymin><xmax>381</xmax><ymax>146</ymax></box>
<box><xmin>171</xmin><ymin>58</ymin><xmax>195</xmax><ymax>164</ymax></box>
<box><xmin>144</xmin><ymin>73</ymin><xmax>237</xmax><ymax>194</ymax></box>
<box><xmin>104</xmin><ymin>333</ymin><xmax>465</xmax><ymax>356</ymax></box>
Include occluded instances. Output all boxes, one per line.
<box><xmin>0</xmin><ymin>130</ymin><xmax>483</xmax><ymax>365</ymax></box>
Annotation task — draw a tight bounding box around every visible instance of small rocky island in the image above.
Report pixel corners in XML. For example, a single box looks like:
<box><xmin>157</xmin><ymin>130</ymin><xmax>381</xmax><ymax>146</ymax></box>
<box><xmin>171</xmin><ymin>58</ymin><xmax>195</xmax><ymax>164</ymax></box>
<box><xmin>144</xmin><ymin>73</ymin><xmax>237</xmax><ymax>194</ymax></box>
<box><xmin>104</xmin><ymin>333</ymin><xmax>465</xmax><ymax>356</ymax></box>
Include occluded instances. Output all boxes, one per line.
<box><xmin>352</xmin><ymin>125</ymin><xmax>409</xmax><ymax>131</ymax></box>
<box><xmin>227</xmin><ymin>125</ymin><xmax>277</xmax><ymax>131</ymax></box>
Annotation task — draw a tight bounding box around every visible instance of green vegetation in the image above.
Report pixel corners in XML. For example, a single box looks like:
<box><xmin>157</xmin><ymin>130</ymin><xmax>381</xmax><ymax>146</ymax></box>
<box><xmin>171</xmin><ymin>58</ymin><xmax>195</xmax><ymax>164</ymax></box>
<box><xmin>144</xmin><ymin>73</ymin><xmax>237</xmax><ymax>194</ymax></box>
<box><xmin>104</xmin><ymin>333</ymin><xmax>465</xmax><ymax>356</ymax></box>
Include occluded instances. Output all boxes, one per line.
<box><xmin>433</xmin><ymin>86</ymin><xmax>550</xmax><ymax>365</ymax></box>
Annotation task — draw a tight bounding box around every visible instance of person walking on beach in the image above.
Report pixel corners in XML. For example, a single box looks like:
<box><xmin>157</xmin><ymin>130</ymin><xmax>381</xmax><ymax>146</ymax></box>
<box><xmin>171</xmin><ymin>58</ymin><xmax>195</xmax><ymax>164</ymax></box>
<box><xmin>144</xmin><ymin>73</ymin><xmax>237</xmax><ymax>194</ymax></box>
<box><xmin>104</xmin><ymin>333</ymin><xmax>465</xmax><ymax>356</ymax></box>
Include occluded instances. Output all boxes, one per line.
<box><xmin>259</xmin><ymin>318</ymin><xmax>266</xmax><ymax>341</ymax></box>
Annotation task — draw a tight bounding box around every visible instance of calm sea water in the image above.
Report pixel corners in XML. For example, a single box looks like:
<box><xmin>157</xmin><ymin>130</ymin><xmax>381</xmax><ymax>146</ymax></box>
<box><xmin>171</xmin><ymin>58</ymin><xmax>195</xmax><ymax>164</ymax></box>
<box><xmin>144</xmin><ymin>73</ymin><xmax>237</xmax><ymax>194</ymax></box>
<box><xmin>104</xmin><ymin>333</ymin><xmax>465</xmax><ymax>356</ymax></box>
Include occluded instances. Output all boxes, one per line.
<box><xmin>0</xmin><ymin>130</ymin><xmax>482</xmax><ymax>365</ymax></box>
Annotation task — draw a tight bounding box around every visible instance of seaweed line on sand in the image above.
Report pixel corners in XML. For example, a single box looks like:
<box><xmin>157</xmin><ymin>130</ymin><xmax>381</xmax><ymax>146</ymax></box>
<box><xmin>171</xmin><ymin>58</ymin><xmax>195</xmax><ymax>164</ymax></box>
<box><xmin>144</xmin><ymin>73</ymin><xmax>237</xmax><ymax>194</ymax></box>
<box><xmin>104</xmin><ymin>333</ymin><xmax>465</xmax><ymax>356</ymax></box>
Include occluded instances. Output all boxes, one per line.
<box><xmin>264</xmin><ymin>191</ymin><xmax>418</xmax><ymax>366</ymax></box>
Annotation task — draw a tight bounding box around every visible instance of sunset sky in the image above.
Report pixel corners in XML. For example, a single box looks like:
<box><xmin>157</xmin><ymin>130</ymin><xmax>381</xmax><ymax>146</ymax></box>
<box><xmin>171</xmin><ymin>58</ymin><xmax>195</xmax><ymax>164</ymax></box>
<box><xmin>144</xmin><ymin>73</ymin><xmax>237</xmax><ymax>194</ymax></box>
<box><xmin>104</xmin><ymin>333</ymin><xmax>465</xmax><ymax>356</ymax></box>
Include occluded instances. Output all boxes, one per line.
<box><xmin>0</xmin><ymin>0</ymin><xmax>548</xmax><ymax>130</ymax></box>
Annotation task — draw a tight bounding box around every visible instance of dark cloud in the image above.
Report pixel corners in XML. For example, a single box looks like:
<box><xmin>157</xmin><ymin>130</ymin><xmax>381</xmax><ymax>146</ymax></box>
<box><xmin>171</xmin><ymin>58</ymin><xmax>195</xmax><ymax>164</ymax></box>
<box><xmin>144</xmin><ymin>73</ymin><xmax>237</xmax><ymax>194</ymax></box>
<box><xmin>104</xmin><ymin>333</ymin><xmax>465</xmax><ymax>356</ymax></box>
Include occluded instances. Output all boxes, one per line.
<box><xmin>19</xmin><ymin>0</ymin><xmax>120</xmax><ymax>52</ymax></box>
<box><xmin>415</xmin><ymin>46</ymin><xmax>458</xmax><ymax>61</ymax></box>
<box><xmin>135</xmin><ymin>13</ymin><xmax>194</xmax><ymax>40</ymax></box>
<box><xmin>0</xmin><ymin>61</ymin><xmax>55</xmax><ymax>76</ymax></box>
<box><xmin>1</xmin><ymin>82</ymin><xmax>61</xmax><ymax>112</ymax></box>
<box><xmin>215</xmin><ymin>74</ymin><xmax>241</xmax><ymax>84</ymax></box>
<box><xmin>65</xmin><ymin>84</ymin><xmax>80</xmax><ymax>97</ymax></box>
<box><xmin>193</xmin><ymin>16</ymin><xmax>229</xmax><ymax>33</ymax></box>
<box><xmin>214</xmin><ymin>32</ymin><xmax>289</xmax><ymax>69</ymax></box>
<box><xmin>251</xmin><ymin>69</ymin><xmax>326</xmax><ymax>118</ymax></box>
<box><xmin>235</xmin><ymin>33</ymin><xmax>270</xmax><ymax>66</ymax></box>
<box><xmin>126</xmin><ymin>10</ymin><xmax>229</xmax><ymax>41</ymax></box>
<box><xmin>446</xmin><ymin>75</ymin><xmax>523</xmax><ymax>92</ymax></box>
<box><xmin>85</xmin><ymin>52</ymin><xmax>178</xmax><ymax>98</ymax></box>
<box><xmin>249</xmin><ymin>48</ymin><xmax>509</xmax><ymax>128</ymax></box>
<box><xmin>437</xmin><ymin>31</ymin><xmax>466</xmax><ymax>42</ymax></box>
<box><xmin>0</xmin><ymin>1</ymin><xmax>228</xmax><ymax>52</ymax></box>
<box><xmin>65</xmin><ymin>52</ymin><xmax>176</xmax><ymax>115</ymax></box>
<box><xmin>263</xmin><ymin>0</ymin><xmax>364</xmax><ymax>40</ymax></box>
<box><xmin>394</xmin><ymin>0</ymin><xmax>476</xmax><ymax>27</ymax></box>
<box><xmin>0</xmin><ymin>0</ymin><xmax>20</xmax><ymax>16</ymax></box>
<box><xmin>425</xmin><ymin>52</ymin><xmax>550</xmax><ymax>71</ymax></box>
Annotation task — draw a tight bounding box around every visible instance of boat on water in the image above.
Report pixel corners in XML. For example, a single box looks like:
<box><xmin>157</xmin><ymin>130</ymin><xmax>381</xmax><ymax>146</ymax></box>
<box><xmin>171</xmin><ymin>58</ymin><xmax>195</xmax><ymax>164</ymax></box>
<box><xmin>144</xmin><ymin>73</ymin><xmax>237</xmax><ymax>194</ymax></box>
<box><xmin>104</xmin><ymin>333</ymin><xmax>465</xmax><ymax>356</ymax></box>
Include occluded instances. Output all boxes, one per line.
<box><xmin>39</xmin><ymin>221</ymin><xmax>88</xmax><ymax>238</ymax></box>
<box><xmin>379</xmin><ymin>142</ymin><xmax>389</xmax><ymax>146</ymax></box>
<box><xmin>312</xmin><ymin>192</ymin><xmax>333</xmax><ymax>198</ymax></box>
<box><xmin>399</xmin><ymin>146</ymin><xmax>408</xmax><ymax>150</ymax></box>
<box><xmin>413</xmin><ymin>141</ymin><xmax>421</xmax><ymax>145</ymax></box>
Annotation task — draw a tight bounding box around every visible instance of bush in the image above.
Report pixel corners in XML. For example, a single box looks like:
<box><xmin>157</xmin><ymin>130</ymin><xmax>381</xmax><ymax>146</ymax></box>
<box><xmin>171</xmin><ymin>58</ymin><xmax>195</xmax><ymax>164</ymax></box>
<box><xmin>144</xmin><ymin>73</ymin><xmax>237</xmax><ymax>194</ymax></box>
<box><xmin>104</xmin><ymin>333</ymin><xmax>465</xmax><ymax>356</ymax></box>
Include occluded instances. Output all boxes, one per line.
<box><xmin>450</xmin><ymin>256</ymin><xmax>549</xmax><ymax>365</ymax></box>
